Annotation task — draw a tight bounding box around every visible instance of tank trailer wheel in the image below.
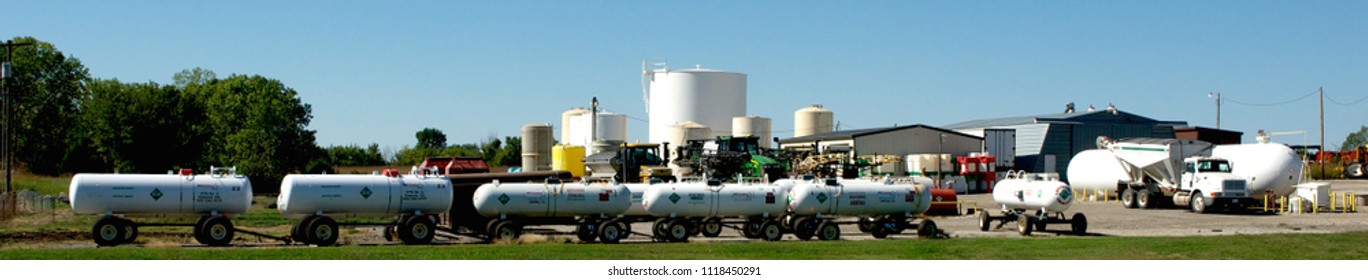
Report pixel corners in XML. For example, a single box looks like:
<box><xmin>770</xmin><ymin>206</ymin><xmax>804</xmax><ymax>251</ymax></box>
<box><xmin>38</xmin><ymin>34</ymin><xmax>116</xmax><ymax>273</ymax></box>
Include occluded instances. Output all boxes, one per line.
<box><xmin>92</xmin><ymin>216</ymin><xmax>126</xmax><ymax>246</ymax></box>
<box><xmin>742</xmin><ymin>221</ymin><xmax>761</xmax><ymax>239</ymax></box>
<box><xmin>616</xmin><ymin>221</ymin><xmax>632</xmax><ymax>239</ymax></box>
<box><xmin>399</xmin><ymin>215</ymin><xmax>436</xmax><ymax>245</ymax></box>
<box><xmin>978</xmin><ymin>211</ymin><xmax>992</xmax><ymax>231</ymax></box>
<box><xmin>1191</xmin><ymin>194</ymin><xmax>1207</xmax><ymax>214</ymax></box>
<box><xmin>665</xmin><ymin>220</ymin><xmax>690</xmax><ymax>243</ymax></box>
<box><xmin>292</xmin><ymin>216</ymin><xmax>317</xmax><ymax>244</ymax></box>
<box><xmin>1120</xmin><ymin>188</ymin><xmax>1137</xmax><ymax>209</ymax></box>
<box><xmin>1016</xmin><ymin>215</ymin><xmax>1033</xmax><ymax>236</ymax></box>
<box><xmin>816</xmin><ymin>221</ymin><xmax>840</xmax><ymax>241</ymax></box>
<box><xmin>918</xmin><ymin>220</ymin><xmax>939</xmax><ymax>238</ymax></box>
<box><xmin>792</xmin><ymin>217</ymin><xmax>816</xmax><ymax>240</ymax></box>
<box><xmin>307</xmin><ymin>216</ymin><xmax>339</xmax><ymax>246</ymax></box>
<box><xmin>193</xmin><ymin>216</ymin><xmax>212</xmax><ymax>245</ymax></box>
<box><xmin>760</xmin><ymin>221</ymin><xmax>783</xmax><ymax>241</ymax></box>
<box><xmin>117</xmin><ymin>218</ymin><xmax>138</xmax><ymax>244</ymax></box>
<box><xmin>701</xmin><ymin>218</ymin><xmax>723</xmax><ymax>238</ymax></box>
<box><xmin>201</xmin><ymin>216</ymin><xmax>235</xmax><ymax>247</ymax></box>
<box><xmin>1137</xmin><ymin>189</ymin><xmax>1154</xmax><ymax>209</ymax></box>
<box><xmin>597</xmin><ymin>221</ymin><xmax>624</xmax><ymax>244</ymax></box>
<box><xmin>576</xmin><ymin>223</ymin><xmax>599</xmax><ymax>243</ymax></box>
<box><xmin>870</xmin><ymin>226</ymin><xmax>890</xmax><ymax>239</ymax></box>
<box><xmin>1070</xmin><ymin>213</ymin><xmax>1088</xmax><ymax>234</ymax></box>
<box><xmin>652</xmin><ymin>219</ymin><xmax>669</xmax><ymax>242</ymax></box>
<box><xmin>1034</xmin><ymin>219</ymin><xmax>1047</xmax><ymax>232</ymax></box>
<box><xmin>857</xmin><ymin>217</ymin><xmax>875</xmax><ymax>233</ymax></box>
<box><xmin>490</xmin><ymin>221</ymin><xmax>522</xmax><ymax>241</ymax></box>
<box><xmin>687</xmin><ymin>219</ymin><xmax>702</xmax><ymax>236</ymax></box>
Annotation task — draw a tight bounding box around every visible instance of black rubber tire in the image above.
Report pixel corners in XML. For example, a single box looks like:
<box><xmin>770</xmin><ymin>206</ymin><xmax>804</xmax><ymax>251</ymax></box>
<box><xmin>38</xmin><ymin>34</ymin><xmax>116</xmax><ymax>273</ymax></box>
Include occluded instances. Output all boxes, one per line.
<box><xmin>399</xmin><ymin>215</ymin><xmax>436</xmax><ymax>245</ymax></box>
<box><xmin>857</xmin><ymin>217</ymin><xmax>875</xmax><ymax>233</ymax></box>
<box><xmin>597</xmin><ymin>220</ymin><xmax>624</xmax><ymax>244</ymax></box>
<box><xmin>870</xmin><ymin>226</ymin><xmax>890</xmax><ymax>239</ymax></box>
<box><xmin>793</xmin><ymin>217</ymin><xmax>816</xmax><ymax>240</ymax></box>
<box><xmin>383</xmin><ymin>226</ymin><xmax>395</xmax><ymax>242</ymax></box>
<box><xmin>652</xmin><ymin>219</ymin><xmax>669</xmax><ymax>242</ymax></box>
<box><xmin>92</xmin><ymin>216</ymin><xmax>126</xmax><ymax>246</ymax></box>
<box><xmin>617</xmin><ymin>221</ymin><xmax>632</xmax><ymax>239</ymax></box>
<box><xmin>759</xmin><ymin>221</ymin><xmax>782</xmax><ymax>241</ymax></box>
<box><xmin>119</xmin><ymin>218</ymin><xmax>138</xmax><ymax>244</ymax></box>
<box><xmin>307</xmin><ymin>216</ymin><xmax>339</xmax><ymax>246</ymax></box>
<box><xmin>1034</xmin><ymin>220</ymin><xmax>1047</xmax><ymax>232</ymax></box>
<box><xmin>1137</xmin><ymin>189</ymin><xmax>1154</xmax><ymax>209</ymax></box>
<box><xmin>490</xmin><ymin>220</ymin><xmax>521</xmax><ymax>241</ymax></box>
<box><xmin>576</xmin><ymin>223</ymin><xmax>599</xmax><ymax>243</ymax></box>
<box><xmin>687</xmin><ymin>219</ymin><xmax>702</xmax><ymax>236</ymax></box>
<box><xmin>292</xmin><ymin>216</ymin><xmax>316</xmax><ymax>244</ymax></box>
<box><xmin>665</xmin><ymin>219</ymin><xmax>690</xmax><ymax>243</ymax></box>
<box><xmin>193</xmin><ymin>216</ymin><xmax>212</xmax><ymax>245</ymax></box>
<box><xmin>201</xmin><ymin>216</ymin><xmax>235</xmax><ymax>247</ymax></box>
<box><xmin>742</xmin><ymin>221</ymin><xmax>761</xmax><ymax>239</ymax></box>
<box><xmin>1071</xmin><ymin>213</ymin><xmax>1088</xmax><ymax>234</ymax></box>
<box><xmin>1016</xmin><ymin>215</ymin><xmax>1033</xmax><ymax>236</ymax></box>
<box><xmin>816</xmin><ymin>221</ymin><xmax>840</xmax><ymax>241</ymax></box>
<box><xmin>701</xmin><ymin>218</ymin><xmax>723</xmax><ymax>238</ymax></box>
<box><xmin>1120</xmin><ymin>188</ymin><xmax>1137</xmax><ymax>209</ymax></box>
<box><xmin>978</xmin><ymin>211</ymin><xmax>992</xmax><ymax>231</ymax></box>
<box><xmin>918</xmin><ymin>220</ymin><xmax>939</xmax><ymax>238</ymax></box>
<box><xmin>1191</xmin><ymin>194</ymin><xmax>1207</xmax><ymax>214</ymax></box>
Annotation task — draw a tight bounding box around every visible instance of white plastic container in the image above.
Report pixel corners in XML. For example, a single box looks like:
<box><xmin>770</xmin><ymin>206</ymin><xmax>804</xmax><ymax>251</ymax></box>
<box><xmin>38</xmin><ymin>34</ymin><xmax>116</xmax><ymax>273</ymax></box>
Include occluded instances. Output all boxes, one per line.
<box><xmin>1295</xmin><ymin>182</ymin><xmax>1331</xmax><ymax>207</ymax></box>
<box><xmin>641</xmin><ymin>182</ymin><xmax>788</xmax><ymax>218</ymax></box>
<box><xmin>472</xmin><ymin>181</ymin><xmax>631</xmax><ymax>218</ymax></box>
<box><xmin>788</xmin><ymin>179</ymin><xmax>931</xmax><ymax>216</ymax></box>
<box><xmin>69</xmin><ymin>170</ymin><xmax>252</xmax><ymax>216</ymax></box>
<box><xmin>277</xmin><ymin>172</ymin><xmax>453</xmax><ymax>219</ymax></box>
<box><xmin>992</xmin><ymin>174</ymin><xmax>1073</xmax><ymax>213</ymax></box>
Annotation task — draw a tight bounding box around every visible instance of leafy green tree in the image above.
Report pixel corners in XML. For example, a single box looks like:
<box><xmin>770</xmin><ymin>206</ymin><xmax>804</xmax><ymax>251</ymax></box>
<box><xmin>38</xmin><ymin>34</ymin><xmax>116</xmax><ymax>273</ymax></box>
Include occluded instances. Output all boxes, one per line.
<box><xmin>173</xmin><ymin>67</ymin><xmax>216</xmax><ymax>89</ymax></box>
<box><xmin>190</xmin><ymin>74</ymin><xmax>318</xmax><ymax>192</ymax></box>
<box><xmin>1342</xmin><ymin>126</ymin><xmax>1368</xmax><ymax>152</ymax></box>
<box><xmin>493</xmin><ymin>136</ymin><xmax>522</xmax><ymax>167</ymax></box>
<box><xmin>82</xmin><ymin>79</ymin><xmax>206</xmax><ymax>172</ymax></box>
<box><xmin>326</xmin><ymin>143</ymin><xmax>386</xmax><ymax>166</ymax></box>
<box><xmin>416</xmin><ymin>128</ymin><xmax>447</xmax><ymax>150</ymax></box>
<box><xmin>3</xmin><ymin>36</ymin><xmax>91</xmax><ymax>174</ymax></box>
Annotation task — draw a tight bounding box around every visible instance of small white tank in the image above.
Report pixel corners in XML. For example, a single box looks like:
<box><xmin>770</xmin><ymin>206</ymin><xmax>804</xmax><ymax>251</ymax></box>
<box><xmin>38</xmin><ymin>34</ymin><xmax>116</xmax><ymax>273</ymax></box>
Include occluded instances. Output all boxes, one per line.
<box><xmin>794</xmin><ymin>104</ymin><xmax>834</xmax><ymax>138</ymax></box>
<box><xmin>1212</xmin><ymin>143</ymin><xmax>1302</xmax><ymax>196</ymax></box>
<box><xmin>992</xmin><ymin>174</ymin><xmax>1073</xmax><ymax>213</ymax></box>
<box><xmin>522</xmin><ymin>123</ymin><xmax>554</xmax><ymax>172</ymax></box>
<box><xmin>561</xmin><ymin>107</ymin><xmax>590</xmax><ymax>144</ymax></box>
<box><xmin>641</xmin><ymin>182</ymin><xmax>788</xmax><ymax>218</ymax></box>
<box><xmin>69</xmin><ymin>169</ymin><xmax>252</xmax><ymax>216</ymax></box>
<box><xmin>277</xmin><ymin>171</ymin><xmax>453</xmax><ymax>219</ymax></box>
<box><xmin>471</xmin><ymin>181</ymin><xmax>631</xmax><ymax>218</ymax></box>
<box><xmin>732</xmin><ymin>115</ymin><xmax>772</xmax><ymax>148</ymax></box>
<box><xmin>1065</xmin><ymin>149</ymin><xmax>1131</xmax><ymax>194</ymax></box>
<box><xmin>787</xmin><ymin>179</ymin><xmax>931</xmax><ymax>216</ymax></box>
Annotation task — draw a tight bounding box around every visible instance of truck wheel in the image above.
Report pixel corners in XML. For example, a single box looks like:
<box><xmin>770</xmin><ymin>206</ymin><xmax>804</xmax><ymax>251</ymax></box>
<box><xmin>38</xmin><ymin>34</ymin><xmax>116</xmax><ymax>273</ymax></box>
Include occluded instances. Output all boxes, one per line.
<box><xmin>92</xmin><ymin>216</ymin><xmax>126</xmax><ymax>246</ymax></box>
<box><xmin>292</xmin><ymin>216</ymin><xmax>316</xmax><ymax>244</ymax></box>
<box><xmin>598</xmin><ymin>221</ymin><xmax>624</xmax><ymax>244</ymax></box>
<box><xmin>118</xmin><ymin>218</ymin><xmax>138</xmax><ymax>244</ymax></box>
<box><xmin>576</xmin><ymin>223</ymin><xmax>599</xmax><ymax>243</ymax></box>
<box><xmin>742</xmin><ymin>221</ymin><xmax>761</xmax><ymax>239</ymax></box>
<box><xmin>978</xmin><ymin>211</ymin><xmax>992</xmax><ymax>231</ymax></box>
<box><xmin>1120</xmin><ymin>189</ymin><xmax>1137</xmax><ymax>209</ymax></box>
<box><xmin>399</xmin><ymin>215</ymin><xmax>436</xmax><ymax>245</ymax></box>
<box><xmin>1016</xmin><ymin>215</ymin><xmax>1033</xmax><ymax>236</ymax></box>
<box><xmin>201</xmin><ymin>216</ymin><xmax>235</xmax><ymax>247</ymax></box>
<box><xmin>701</xmin><ymin>218</ymin><xmax>723</xmax><ymax>238</ymax></box>
<box><xmin>665</xmin><ymin>220</ymin><xmax>690</xmax><ymax>242</ymax></box>
<box><xmin>793</xmin><ymin>217</ymin><xmax>816</xmax><ymax>240</ymax></box>
<box><xmin>817</xmin><ymin>221</ymin><xmax>840</xmax><ymax>241</ymax></box>
<box><xmin>652</xmin><ymin>219</ymin><xmax>669</xmax><ymax>241</ymax></box>
<box><xmin>870</xmin><ymin>226</ymin><xmax>890</xmax><ymax>239</ymax></box>
<box><xmin>1191</xmin><ymin>194</ymin><xmax>1207</xmax><ymax>214</ymax></box>
<box><xmin>1070</xmin><ymin>213</ymin><xmax>1088</xmax><ymax>234</ymax></box>
<box><xmin>491</xmin><ymin>220</ymin><xmax>521</xmax><ymax>241</ymax></box>
<box><xmin>760</xmin><ymin>221</ymin><xmax>783</xmax><ymax>241</ymax></box>
<box><xmin>1136</xmin><ymin>189</ymin><xmax>1154</xmax><ymax>209</ymax></box>
<box><xmin>193</xmin><ymin>216</ymin><xmax>212</xmax><ymax>245</ymax></box>
<box><xmin>307</xmin><ymin>216</ymin><xmax>339</xmax><ymax>246</ymax></box>
<box><xmin>918</xmin><ymin>220</ymin><xmax>939</xmax><ymax>238</ymax></box>
<box><xmin>857</xmin><ymin>217</ymin><xmax>875</xmax><ymax>233</ymax></box>
<box><xmin>1034</xmin><ymin>220</ymin><xmax>1047</xmax><ymax>232</ymax></box>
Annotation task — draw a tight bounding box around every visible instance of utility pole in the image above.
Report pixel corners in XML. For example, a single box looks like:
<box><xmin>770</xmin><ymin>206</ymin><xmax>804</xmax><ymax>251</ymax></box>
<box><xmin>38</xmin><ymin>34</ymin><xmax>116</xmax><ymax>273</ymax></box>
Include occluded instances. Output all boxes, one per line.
<box><xmin>1319</xmin><ymin>86</ymin><xmax>1325</xmax><ymax>177</ymax></box>
<box><xmin>1208</xmin><ymin>92</ymin><xmax>1221</xmax><ymax>129</ymax></box>
<box><xmin>2</xmin><ymin>40</ymin><xmax>34</xmax><ymax>194</ymax></box>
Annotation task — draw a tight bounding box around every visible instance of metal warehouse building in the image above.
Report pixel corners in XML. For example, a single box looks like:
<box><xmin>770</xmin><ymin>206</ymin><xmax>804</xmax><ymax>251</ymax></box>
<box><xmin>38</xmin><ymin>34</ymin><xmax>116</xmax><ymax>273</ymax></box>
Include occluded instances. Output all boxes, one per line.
<box><xmin>776</xmin><ymin>124</ymin><xmax>984</xmax><ymax>175</ymax></box>
<box><xmin>944</xmin><ymin>108</ymin><xmax>1186</xmax><ymax>181</ymax></box>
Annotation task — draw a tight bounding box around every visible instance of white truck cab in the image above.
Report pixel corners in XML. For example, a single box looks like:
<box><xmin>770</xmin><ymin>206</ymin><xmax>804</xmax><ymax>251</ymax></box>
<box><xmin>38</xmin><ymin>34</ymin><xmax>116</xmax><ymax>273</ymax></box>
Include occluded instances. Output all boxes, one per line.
<box><xmin>1176</xmin><ymin>157</ymin><xmax>1250</xmax><ymax>213</ymax></box>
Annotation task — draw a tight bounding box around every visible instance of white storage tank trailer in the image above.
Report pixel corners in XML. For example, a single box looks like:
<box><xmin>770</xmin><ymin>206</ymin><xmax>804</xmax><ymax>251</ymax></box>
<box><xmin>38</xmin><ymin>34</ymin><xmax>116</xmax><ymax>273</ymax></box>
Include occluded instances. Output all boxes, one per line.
<box><xmin>786</xmin><ymin>178</ymin><xmax>938</xmax><ymax>240</ymax></box>
<box><xmin>641</xmin><ymin>180</ymin><xmax>789</xmax><ymax>242</ymax></box>
<box><xmin>68</xmin><ymin>167</ymin><xmax>254</xmax><ymax>246</ymax></box>
<box><xmin>277</xmin><ymin>168</ymin><xmax>453</xmax><ymax>246</ymax></box>
<box><xmin>977</xmin><ymin>171</ymin><xmax>1087</xmax><ymax>236</ymax></box>
<box><xmin>471</xmin><ymin>179</ymin><xmax>633</xmax><ymax>243</ymax></box>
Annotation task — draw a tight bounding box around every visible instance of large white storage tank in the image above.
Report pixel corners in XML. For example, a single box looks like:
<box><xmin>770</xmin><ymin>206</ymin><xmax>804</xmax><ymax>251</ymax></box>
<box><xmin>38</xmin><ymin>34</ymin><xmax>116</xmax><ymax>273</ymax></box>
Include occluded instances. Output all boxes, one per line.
<box><xmin>563</xmin><ymin>112</ymin><xmax>629</xmax><ymax>147</ymax></box>
<box><xmin>794</xmin><ymin>104</ymin><xmax>834</xmax><ymax>138</ymax></box>
<box><xmin>644</xmin><ymin>65</ymin><xmax>746</xmax><ymax>145</ymax></box>
<box><xmin>1212</xmin><ymin>143</ymin><xmax>1302</xmax><ymax>196</ymax></box>
<box><xmin>1065</xmin><ymin>149</ymin><xmax>1132</xmax><ymax>194</ymax></box>
<box><xmin>733</xmin><ymin>115</ymin><xmax>773</xmax><ymax>148</ymax></box>
<box><xmin>521</xmin><ymin>123</ymin><xmax>553</xmax><ymax>171</ymax></box>
<box><xmin>560</xmin><ymin>107</ymin><xmax>590</xmax><ymax>144</ymax></box>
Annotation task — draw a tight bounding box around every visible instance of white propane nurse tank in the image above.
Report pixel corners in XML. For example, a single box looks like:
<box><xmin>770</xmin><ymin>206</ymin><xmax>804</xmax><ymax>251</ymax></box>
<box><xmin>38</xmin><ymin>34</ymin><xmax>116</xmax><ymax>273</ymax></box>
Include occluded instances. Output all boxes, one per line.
<box><xmin>471</xmin><ymin>180</ymin><xmax>631</xmax><ymax>218</ymax></box>
<box><xmin>992</xmin><ymin>172</ymin><xmax>1073</xmax><ymax>213</ymax></box>
<box><xmin>277</xmin><ymin>168</ymin><xmax>453</xmax><ymax>219</ymax></box>
<box><xmin>1065</xmin><ymin>149</ymin><xmax>1131</xmax><ymax>194</ymax></box>
<box><xmin>641</xmin><ymin>181</ymin><xmax>788</xmax><ymax>218</ymax></box>
<box><xmin>622</xmin><ymin>183</ymin><xmax>653</xmax><ymax>217</ymax></box>
<box><xmin>787</xmin><ymin>178</ymin><xmax>931</xmax><ymax>216</ymax></box>
<box><xmin>69</xmin><ymin>167</ymin><xmax>252</xmax><ymax>216</ymax></box>
<box><xmin>1212</xmin><ymin>143</ymin><xmax>1302</xmax><ymax>196</ymax></box>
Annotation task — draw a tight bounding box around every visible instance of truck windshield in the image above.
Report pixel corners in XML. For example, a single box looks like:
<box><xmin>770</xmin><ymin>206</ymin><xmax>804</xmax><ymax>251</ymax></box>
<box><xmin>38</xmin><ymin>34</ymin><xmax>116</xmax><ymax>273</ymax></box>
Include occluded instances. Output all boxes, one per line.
<box><xmin>1197</xmin><ymin>161</ymin><xmax>1232</xmax><ymax>173</ymax></box>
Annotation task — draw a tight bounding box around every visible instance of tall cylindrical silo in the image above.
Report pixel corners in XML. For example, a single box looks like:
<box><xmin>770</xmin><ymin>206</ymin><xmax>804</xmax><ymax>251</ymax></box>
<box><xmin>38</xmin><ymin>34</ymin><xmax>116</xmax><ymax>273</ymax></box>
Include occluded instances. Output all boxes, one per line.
<box><xmin>565</xmin><ymin>111</ymin><xmax>628</xmax><ymax>147</ymax></box>
<box><xmin>596</xmin><ymin>112</ymin><xmax>629</xmax><ymax>143</ymax></box>
<box><xmin>645</xmin><ymin>66</ymin><xmax>746</xmax><ymax>145</ymax></box>
<box><xmin>667</xmin><ymin>121</ymin><xmax>713</xmax><ymax>172</ymax></box>
<box><xmin>561</xmin><ymin>107</ymin><xmax>589</xmax><ymax>145</ymax></box>
<box><xmin>521</xmin><ymin>123</ymin><xmax>553</xmax><ymax>171</ymax></box>
<box><xmin>794</xmin><ymin>104</ymin><xmax>834</xmax><ymax>138</ymax></box>
<box><xmin>732</xmin><ymin>115</ymin><xmax>773</xmax><ymax>148</ymax></box>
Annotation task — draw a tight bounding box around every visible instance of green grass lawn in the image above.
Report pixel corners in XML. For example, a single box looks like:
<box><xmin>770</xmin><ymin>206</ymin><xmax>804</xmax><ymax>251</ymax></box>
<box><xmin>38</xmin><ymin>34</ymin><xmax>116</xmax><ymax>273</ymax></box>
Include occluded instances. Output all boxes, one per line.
<box><xmin>11</xmin><ymin>173</ymin><xmax>71</xmax><ymax>195</ymax></box>
<box><xmin>3</xmin><ymin>232</ymin><xmax>1367</xmax><ymax>260</ymax></box>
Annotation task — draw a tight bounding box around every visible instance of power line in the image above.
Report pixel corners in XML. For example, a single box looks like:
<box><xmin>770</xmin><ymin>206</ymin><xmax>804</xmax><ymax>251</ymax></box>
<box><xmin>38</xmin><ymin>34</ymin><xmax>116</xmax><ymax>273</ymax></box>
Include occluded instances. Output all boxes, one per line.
<box><xmin>1224</xmin><ymin>89</ymin><xmax>1318</xmax><ymax>107</ymax></box>
<box><xmin>1325</xmin><ymin>90</ymin><xmax>1368</xmax><ymax>106</ymax></box>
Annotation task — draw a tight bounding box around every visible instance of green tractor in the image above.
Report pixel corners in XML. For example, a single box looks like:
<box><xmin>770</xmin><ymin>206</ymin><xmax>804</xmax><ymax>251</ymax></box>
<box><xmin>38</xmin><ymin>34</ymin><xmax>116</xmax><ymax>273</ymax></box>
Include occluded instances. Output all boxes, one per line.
<box><xmin>674</xmin><ymin>136</ymin><xmax>788</xmax><ymax>181</ymax></box>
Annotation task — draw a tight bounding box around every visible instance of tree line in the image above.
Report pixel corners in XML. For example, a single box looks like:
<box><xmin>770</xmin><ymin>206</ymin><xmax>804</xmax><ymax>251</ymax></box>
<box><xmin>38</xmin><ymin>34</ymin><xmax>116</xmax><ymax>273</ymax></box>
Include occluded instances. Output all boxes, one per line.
<box><xmin>2</xmin><ymin>36</ymin><xmax>519</xmax><ymax>192</ymax></box>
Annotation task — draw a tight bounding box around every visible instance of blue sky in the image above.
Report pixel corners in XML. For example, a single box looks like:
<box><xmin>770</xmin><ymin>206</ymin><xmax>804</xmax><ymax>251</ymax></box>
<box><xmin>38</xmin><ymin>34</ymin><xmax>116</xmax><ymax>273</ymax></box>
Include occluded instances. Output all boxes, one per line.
<box><xmin>5</xmin><ymin>1</ymin><xmax>1367</xmax><ymax>154</ymax></box>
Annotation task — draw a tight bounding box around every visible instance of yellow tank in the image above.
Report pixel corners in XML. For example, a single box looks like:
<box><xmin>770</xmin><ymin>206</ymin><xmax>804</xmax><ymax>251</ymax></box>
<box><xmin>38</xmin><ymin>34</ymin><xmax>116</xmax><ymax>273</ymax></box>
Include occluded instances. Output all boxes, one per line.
<box><xmin>552</xmin><ymin>145</ymin><xmax>586</xmax><ymax>178</ymax></box>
